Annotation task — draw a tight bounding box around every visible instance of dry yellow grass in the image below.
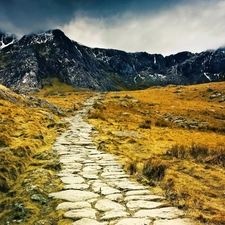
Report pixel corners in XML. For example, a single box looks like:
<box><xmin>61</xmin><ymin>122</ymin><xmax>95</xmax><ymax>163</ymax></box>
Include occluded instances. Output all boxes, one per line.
<box><xmin>0</xmin><ymin>83</ymin><xmax>92</xmax><ymax>224</ymax></box>
<box><xmin>0</xmin><ymin>85</ymin><xmax>65</xmax><ymax>223</ymax></box>
<box><xmin>88</xmin><ymin>82</ymin><xmax>225</xmax><ymax>225</ymax></box>
<box><xmin>1</xmin><ymin>80</ymin><xmax>225</xmax><ymax>224</ymax></box>
<box><xmin>35</xmin><ymin>78</ymin><xmax>94</xmax><ymax>112</ymax></box>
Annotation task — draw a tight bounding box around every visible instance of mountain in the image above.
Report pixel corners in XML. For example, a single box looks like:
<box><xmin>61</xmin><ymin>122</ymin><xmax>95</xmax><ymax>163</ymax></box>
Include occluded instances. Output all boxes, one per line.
<box><xmin>0</xmin><ymin>29</ymin><xmax>225</xmax><ymax>93</ymax></box>
<box><xmin>0</xmin><ymin>31</ymin><xmax>17</xmax><ymax>50</ymax></box>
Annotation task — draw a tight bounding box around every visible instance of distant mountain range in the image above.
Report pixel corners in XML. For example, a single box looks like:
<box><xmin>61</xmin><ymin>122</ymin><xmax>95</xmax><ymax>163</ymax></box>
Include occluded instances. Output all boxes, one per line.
<box><xmin>0</xmin><ymin>29</ymin><xmax>225</xmax><ymax>93</ymax></box>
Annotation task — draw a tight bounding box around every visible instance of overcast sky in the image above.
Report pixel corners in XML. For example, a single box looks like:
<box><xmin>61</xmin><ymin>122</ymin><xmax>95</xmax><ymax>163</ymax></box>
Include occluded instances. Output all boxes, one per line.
<box><xmin>0</xmin><ymin>0</ymin><xmax>224</xmax><ymax>55</ymax></box>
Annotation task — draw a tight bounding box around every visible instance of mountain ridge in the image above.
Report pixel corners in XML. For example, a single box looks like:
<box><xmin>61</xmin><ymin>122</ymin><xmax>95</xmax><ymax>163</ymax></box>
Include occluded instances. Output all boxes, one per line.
<box><xmin>0</xmin><ymin>29</ymin><xmax>225</xmax><ymax>93</ymax></box>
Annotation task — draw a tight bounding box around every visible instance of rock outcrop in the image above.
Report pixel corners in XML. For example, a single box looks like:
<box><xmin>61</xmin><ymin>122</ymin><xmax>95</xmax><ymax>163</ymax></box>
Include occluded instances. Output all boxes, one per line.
<box><xmin>0</xmin><ymin>29</ymin><xmax>225</xmax><ymax>93</ymax></box>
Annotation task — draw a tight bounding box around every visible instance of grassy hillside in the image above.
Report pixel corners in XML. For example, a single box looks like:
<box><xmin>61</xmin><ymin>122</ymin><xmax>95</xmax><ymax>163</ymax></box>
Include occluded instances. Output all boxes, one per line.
<box><xmin>0</xmin><ymin>83</ymin><xmax>93</xmax><ymax>224</ymax></box>
<box><xmin>88</xmin><ymin>82</ymin><xmax>225</xmax><ymax>225</ymax></box>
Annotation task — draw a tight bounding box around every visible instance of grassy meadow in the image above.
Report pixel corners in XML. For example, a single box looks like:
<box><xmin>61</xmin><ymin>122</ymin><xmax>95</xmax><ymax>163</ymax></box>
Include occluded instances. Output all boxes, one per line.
<box><xmin>0</xmin><ymin>83</ymin><xmax>92</xmax><ymax>224</ymax></box>
<box><xmin>1</xmin><ymin>80</ymin><xmax>225</xmax><ymax>224</ymax></box>
<box><xmin>88</xmin><ymin>82</ymin><xmax>225</xmax><ymax>225</ymax></box>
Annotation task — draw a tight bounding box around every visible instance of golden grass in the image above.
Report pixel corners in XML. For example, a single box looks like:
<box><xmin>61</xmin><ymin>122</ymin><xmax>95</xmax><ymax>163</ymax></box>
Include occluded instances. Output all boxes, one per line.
<box><xmin>88</xmin><ymin>82</ymin><xmax>225</xmax><ymax>225</ymax></box>
<box><xmin>0</xmin><ymin>84</ymin><xmax>91</xmax><ymax>224</ymax></box>
<box><xmin>36</xmin><ymin>78</ymin><xmax>94</xmax><ymax>112</ymax></box>
<box><xmin>2</xmin><ymin>80</ymin><xmax>225</xmax><ymax>224</ymax></box>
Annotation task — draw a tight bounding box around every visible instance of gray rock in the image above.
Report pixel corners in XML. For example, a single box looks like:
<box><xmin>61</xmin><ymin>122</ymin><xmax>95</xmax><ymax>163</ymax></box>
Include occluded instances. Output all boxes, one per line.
<box><xmin>101</xmin><ymin>211</ymin><xmax>129</xmax><ymax>221</ymax></box>
<box><xmin>56</xmin><ymin>202</ymin><xmax>91</xmax><ymax>210</ymax></box>
<box><xmin>105</xmin><ymin>194</ymin><xmax>123</xmax><ymax>201</ymax></box>
<box><xmin>49</xmin><ymin>190</ymin><xmax>99</xmax><ymax>202</ymax></box>
<box><xmin>81</xmin><ymin>173</ymin><xmax>99</xmax><ymax>180</ymax></box>
<box><xmin>100</xmin><ymin>186</ymin><xmax>121</xmax><ymax>195</ymax></box>
<box><xmin>95</xmin><ymin>199</ymin><xmax>125</xmax><ymax>212</ymax></box>
<box><xmin>124</xmin><ymin>195</ymin><xmax>165</xmax><ymax>201</ymax></box>
<box><xmin>134</xmin><ymin>207</ymin><xmax>184</xmax><ymax>219</ymax></box>
<box><xmin>92</xmin><ymin>181</ymin><xmax>107</xmax><ymax>193</ymax></box>
<box><xmin>113</xmin><ymin>180</ymin><xmax>148</xmax><ymax>191</ymax></box>
<box><xmin>64</xmin><ymin>208</ymin><xmax>97</xmax><ymax>220</ymax></box>
<box><xmin>124</xmin><ymin>94</ymin><xmax>133</xmax><ymax>99</ymax></box>
<box><xmin>115</xmin><ymin>218</ymin><xmax>152</xmax><ymax>225</ymax></box>
<box><xmin>83</xmin><ymin>165</ymin><xmax>102</xmax><ymax>172</ymax></box>
<box><xmin>30</xmin><ymin>194</ymin><xmax>46</xmax><ymax>204</ymax></box>
<box><xmin>127</xmin><ymin>200</ymin><xmax>164</xmax><ymax>210</ymax></box>
<box><xmin>101</xmin><ymin>172</ymin><xmax>129</xmax><ymax>179</ymax></box>
<box><xmin>60</xmin><ymin>175</ymin><xmax>85</xmax><ymax>184</ymax></box>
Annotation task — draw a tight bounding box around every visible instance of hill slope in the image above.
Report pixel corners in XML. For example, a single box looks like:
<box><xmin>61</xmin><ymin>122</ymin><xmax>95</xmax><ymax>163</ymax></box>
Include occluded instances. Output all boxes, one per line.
<box><xmin>88</xmin><ymin>82</ymin><xmax>225</xmax><ymax>225</ymax></box>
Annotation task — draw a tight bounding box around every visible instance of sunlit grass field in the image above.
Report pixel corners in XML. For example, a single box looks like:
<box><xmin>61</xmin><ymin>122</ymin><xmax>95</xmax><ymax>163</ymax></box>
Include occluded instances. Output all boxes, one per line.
<box><xmin>88</xmin><ymin>82</ymin><xmax>225</xmax><ymax>225</ymax></box>
<box><xmin>0</xmin><ymin>83</ymin><xmax>92</xmax><ymax>224</ymax></box>
<box><xmin>1</xmin><ymin>81</ymin><xmax>225</xmax><ymax>224</ymax></box>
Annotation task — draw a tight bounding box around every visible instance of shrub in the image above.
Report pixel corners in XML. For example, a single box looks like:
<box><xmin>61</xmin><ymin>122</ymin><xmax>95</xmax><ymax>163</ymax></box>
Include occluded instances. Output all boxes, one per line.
<box><xmin>0</xmin><ymin>134</ymin><xmax>11</xmax><ymax>147</ymax></box>
<box><xmin>167</xmin><ymin>144</ymin><xmax>187</xmax><ymax>159</ymax></box>
<box><xmin>139</xmin><ymin>123</ymin><xmax>151</xmax><ymax>129</ymax></box>
<box><xmin>143</xmin><ymin>159</ymin><xmax>166</xmax><ymax>181</ymax></box>
<box><xmin>0</xmin><ymin>175</ymin><xmax>9</xmax><ymax>192</ymax></box>
<box><xmin>155</xmin><ymin>118</ymin><xmax>170</xmax><ymax>127</ymax></box>
<box><xmin>167</xmin><ymin>143</ymin><xmax>225</xmax><ymax>167</ymax></box>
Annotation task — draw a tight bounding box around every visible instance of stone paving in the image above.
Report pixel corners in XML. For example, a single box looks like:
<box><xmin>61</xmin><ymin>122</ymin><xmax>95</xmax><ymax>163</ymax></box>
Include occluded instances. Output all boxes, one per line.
<box><xmin>49</xmin><ymin>95</ymin><xmax>194</xmax><ymax>225</ymax></box>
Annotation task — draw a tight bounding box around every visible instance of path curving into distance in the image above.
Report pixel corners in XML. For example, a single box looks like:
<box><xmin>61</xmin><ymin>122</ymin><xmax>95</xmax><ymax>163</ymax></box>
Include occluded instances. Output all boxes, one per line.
<box><xmin>49</xmin><ymin>95</ymin><xmax>194</xmax><ymax>225</ymax></box>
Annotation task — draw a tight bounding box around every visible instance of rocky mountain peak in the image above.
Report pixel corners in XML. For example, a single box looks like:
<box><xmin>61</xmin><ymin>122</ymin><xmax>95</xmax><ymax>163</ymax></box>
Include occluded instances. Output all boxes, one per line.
<box><xmin>17</xmin><ymin>29</ymin><xmax>70</xmax><ymax>47</ymax></box>
<box><xmin>0</xmin><ymin>31</ymin><xmax>17</xmax><ymax>50</ymax></box>
<box><xmin>0</xmin><ymin>29</ymin><xmax>225</xmax><ymax>93</ymax></box>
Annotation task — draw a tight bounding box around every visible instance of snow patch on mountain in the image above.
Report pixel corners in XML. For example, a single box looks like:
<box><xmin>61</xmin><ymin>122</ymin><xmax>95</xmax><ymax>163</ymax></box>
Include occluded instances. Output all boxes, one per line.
<box><xmin>204</xmin><ymin>72</ymin><xmax>212</xmax><ymax>81</ymax></box>
<box><xmin>0</xmin><ymin>34</ymin><xmax>16</xmax><ymax>50</ymax></box>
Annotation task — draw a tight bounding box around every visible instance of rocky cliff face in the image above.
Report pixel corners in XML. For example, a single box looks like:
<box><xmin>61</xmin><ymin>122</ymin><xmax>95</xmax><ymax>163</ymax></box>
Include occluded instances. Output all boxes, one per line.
<box><xmin>0</xmin><ymin>29</ymin><xmax>225</xmax><ymax>93</ymax></box>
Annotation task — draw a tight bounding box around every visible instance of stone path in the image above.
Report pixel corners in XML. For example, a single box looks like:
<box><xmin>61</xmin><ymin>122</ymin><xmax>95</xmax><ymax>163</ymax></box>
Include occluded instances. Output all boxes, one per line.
<box><xmin>49</xmin><ymin>95</ymin><xmax>194</xmax><ymax>225</ymax></box>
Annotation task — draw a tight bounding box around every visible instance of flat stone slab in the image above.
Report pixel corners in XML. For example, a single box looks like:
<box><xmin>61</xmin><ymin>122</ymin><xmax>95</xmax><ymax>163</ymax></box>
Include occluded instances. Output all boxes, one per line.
<box><xmin>112</xmin><ymin>180</ymin><xmax>148</xmax><ymax>191</ymax></box>
<box><xmin>154</xmin><ymin>218</ymin><xmax>194</xmax><ymax>225</ymax></box>
<box><xmin>72</xmin><ymin>218</ymin><xmax>107</xmax><ymax>225</ymax></box>
<box><xmin>134</xmin><ymin>207</ymin><xmax>184</xmax><ymax>219</ymax></box>
<box><xmin>81</xmin><ymin>173</ymin><xmax>99</xmax><ymax>180</ymax></box>
<box><xmin>60</xmin><ymin>175</ymin><xmax>85</xmax><ymax>184</ymax></box>
<box><xmin>102</xmin><ymin>174</ymin><xmax>129</xmax><ymax>179</ymax></box>
<box><xmin>83</xmin><ymin>166</ymin><xmax>102</xmax><ymax>171</ymax></box>
<box><xmin>124</xmin><ymin>195</ymin><xmax>165</xmax><ymax>201</ymax></box>
<box><xmin>125</xmin><ymin>190</ymin><xmax>152</xmax><ymax>196</ymax></box>
<box><xmin>63</xmin><ymin>183</ymin><xmax>89</xmax><ymax>190</ymax></box>
<box><xmin>103</xmin><ymin>166</ymin><xmax>124</xmax><ymax>173</ymax></box>
<box><xmin>56</xmin><ymin>202</ymin><xmax>91</xmax><ymax>210</ymax></box>
<box><xmin>64</xmin><ymin>208</ymin><xmax>97</xmax><ymax>220</ymax></box>
<box><xmin>105</xmin><ymin>194</ymin><xmax>123</xmax><ymax>201</ymax></box>
<box><xmin>100</xmin><ymin>186</ymin><xmax>121</xmax><ymax>195</ymax></box>
<box><xmin>95</xmin><ymin>199</ymin><xmax>125</xmax><ymax>212</ymax></box>
<box><xmin>49</xmin><ymin>190</ymin><xmax>99</xmax><ymax>202</ymax></box>
<box><xmin>115</xmin><ymin>218</ymin><xmax>152</xmax><ymax>225</ymax></box>
<box><xmin>101</xmin><ymin>210</ymin><xmax>129</xmax><ymax>221</ymax></box>
<box><xmin>127</xmin><ymin>200</ymin><xmax>164</xmax><ymax>210</ymax></box>
<box><xmin>101</xmin><ymin>172</ymin><xmax>127</xmax><ymax>177</ymax></box>
<box><xmin>92</xmin><ymin>181</ymin><xmax>107</xmax><ymax>193</ymax></box>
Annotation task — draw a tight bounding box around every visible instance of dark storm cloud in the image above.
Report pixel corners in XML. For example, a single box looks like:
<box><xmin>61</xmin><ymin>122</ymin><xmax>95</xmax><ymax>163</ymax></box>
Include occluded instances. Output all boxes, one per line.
<box><xmin>0</xmin><ymin>0</ymin><xmax>75</xmax><ymax>34</ymax></box>
<box><xmin>0</xmin><ymin>0</ymin><xmax>224</xmax><ymax>55</ymax></box>
<box><xmin>60</xmin><ymin>0</ymin><xmax>225</xmax><ymax>55</ymax></box>
<box><xmin>0</xmin><ymin>0</ymin><xmax>181</xmax><ymax>35</ymax></box>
